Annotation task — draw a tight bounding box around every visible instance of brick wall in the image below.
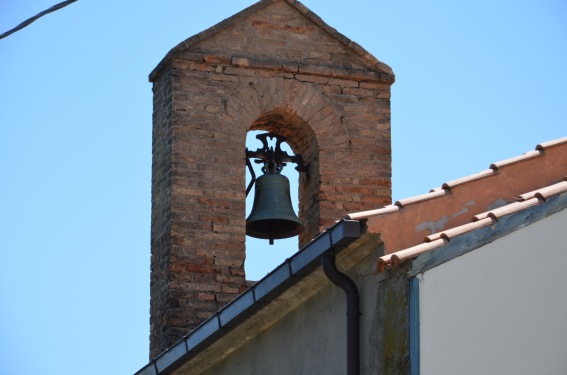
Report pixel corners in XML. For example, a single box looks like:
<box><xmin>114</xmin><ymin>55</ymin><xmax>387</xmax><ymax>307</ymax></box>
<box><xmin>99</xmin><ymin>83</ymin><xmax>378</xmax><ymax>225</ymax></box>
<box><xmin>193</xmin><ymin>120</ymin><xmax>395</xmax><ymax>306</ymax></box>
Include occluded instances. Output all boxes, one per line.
<box><xmin>149</xmin><ymin>0</ymin><xmax>394</xmax><ymax>358</ymax></box>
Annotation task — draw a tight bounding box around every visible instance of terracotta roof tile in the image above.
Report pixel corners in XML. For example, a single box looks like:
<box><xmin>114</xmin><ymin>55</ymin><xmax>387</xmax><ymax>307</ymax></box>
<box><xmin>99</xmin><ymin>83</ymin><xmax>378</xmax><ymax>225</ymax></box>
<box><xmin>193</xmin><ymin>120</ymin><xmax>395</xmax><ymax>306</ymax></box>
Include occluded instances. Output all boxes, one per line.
<box><xmin>441</xmin><ymin>169</ymin><xmax>495</xmax><ymax>190</ymax></box>
<box><xmin>517</xmin><ymin>179</ymin><xmax>567</xmax><ymax>202</ymax></box>
<box><xmin>471</xmin><ymin>211</ymin><xmax>490</xmax><ymax>221</ymax></box>
<box><xmin>390</xmin><ymin>239</ymin><xmax>447</xmax><ymax>266</ymax></box>
<box><xmin>348</xmin><ymin>136</ymin><xmax>567</xmax><ymax>254</ymax></box>
<box><xmin>394</xmin><ymin>188</ymin><xmax>448</xmax><ymax>208</ymax></box>
<box><xmin>377</xmin><ymin>177</ymin><xmax>567</xmax><ymax>273</ymax></box>
<box><xmin>346</xmin><ymin>204</ymin><xmax>399</xmax><ymax>220</ymax></box>
<box><xmin>424</xmin><ymin>217</ymin><xmax>495</xmax><ymax>242</ymax></box>
<box><xmin>376</xmin><ymin>255</ymin><xmax>392</xmax><ymax>273</ymax></box>
<box><xmin>489</xmin><ymin>149</ymin><xmax>543</xmax><ymax>170</ymax></box>
<box><xmin>479</xmin><ymin>198</ymin><xmax>542</xmax><ymax>221</ymax></box>
<box><xmin>536</xmin><ymin>136</ymin><xmax>567</xmax><ymax>150</ymax></box>
<box><xmin>377</xmin><ymin>239</ymin><xmax>447</xmax><ymax>272</ymax></box>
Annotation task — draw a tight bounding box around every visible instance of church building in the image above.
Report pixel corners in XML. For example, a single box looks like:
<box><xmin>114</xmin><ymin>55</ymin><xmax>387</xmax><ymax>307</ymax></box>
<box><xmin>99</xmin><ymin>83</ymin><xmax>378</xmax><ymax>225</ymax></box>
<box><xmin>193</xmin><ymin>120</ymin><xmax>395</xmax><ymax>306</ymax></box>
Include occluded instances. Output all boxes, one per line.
<box><xmin>135</xmin><ymin>1</ymin><xmax>567</xmax><ymax>374</ymax></box>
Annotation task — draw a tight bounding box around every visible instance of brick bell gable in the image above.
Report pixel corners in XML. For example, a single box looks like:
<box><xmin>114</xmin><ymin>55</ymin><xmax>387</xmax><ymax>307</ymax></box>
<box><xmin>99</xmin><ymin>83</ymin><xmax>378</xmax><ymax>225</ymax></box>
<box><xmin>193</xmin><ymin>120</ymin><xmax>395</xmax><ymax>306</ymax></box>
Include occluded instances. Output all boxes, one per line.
<box><xmin>148</xmin><ymin>0</ymin><xmax>394</xmax><ymax>358</ymax></box>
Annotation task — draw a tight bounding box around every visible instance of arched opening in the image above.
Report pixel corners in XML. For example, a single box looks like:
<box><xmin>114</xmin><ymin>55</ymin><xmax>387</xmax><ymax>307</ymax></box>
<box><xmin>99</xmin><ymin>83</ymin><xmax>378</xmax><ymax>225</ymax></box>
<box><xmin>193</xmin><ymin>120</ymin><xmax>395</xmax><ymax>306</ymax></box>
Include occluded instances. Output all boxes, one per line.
<box><xmin>244</xmin><ymin>109</ymin><xmax>320</xmax><ymax>280</ymax></box>
<box><xmin>245</xmin><ymin>130</ymin><xmax>299</xmax><ymax>280</ymax></box>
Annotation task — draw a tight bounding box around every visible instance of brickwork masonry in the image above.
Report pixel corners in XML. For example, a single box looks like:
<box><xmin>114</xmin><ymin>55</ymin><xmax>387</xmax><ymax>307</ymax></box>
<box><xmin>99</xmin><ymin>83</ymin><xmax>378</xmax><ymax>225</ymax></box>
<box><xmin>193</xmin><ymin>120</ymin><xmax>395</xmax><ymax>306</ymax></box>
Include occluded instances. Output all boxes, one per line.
<box><xmin>149</xmin><ymin>0</ymin><xmax>393</xmax><ymax>358</ymax></box>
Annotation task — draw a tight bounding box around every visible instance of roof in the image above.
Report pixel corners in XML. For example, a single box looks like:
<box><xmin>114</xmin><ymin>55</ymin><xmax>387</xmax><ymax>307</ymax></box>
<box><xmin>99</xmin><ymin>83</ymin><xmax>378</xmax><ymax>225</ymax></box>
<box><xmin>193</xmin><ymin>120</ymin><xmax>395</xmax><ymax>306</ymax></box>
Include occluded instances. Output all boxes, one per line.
<box><xmin>348</xmin><ymin>136</ymin><xmax>567</xmax><ymax>256</ymax></box>
<box><xmin>136</xmin><ymin>137</ymin><xmax>567</xmax><ymax>374</ymax></box>
<box><xmin>377</xmin><ymin>176</ymin><xmax>567</xmax><ymax>274</ymax></box>
<box><xmin>148</xmin><ymin>0</ymin><xmax>393</xmax><ymax>82</ymax></box>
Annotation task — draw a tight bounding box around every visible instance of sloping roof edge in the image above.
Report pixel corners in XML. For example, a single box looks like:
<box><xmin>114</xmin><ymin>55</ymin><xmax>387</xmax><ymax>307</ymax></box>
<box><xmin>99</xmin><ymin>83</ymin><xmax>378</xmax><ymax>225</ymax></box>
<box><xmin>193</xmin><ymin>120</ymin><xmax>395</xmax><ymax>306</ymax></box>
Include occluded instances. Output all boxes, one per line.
<box><xmin>148</xmin><ymin>0</ymin><xmax>393</xmax><ymax>82</ymax></box>
<box><xmin>377</xmin><ymin>179</ymin><xmax>567</xmax><ymax>275</ymax></box>
<box><xmin>135</xmin><ymin>219</ymin><xmax>361</xmax><ymax>375</ymax></box>
<box><xmin>346</xmin><ymin>137</ymin><xmax>567</xmax><ymax>254</ymax></box>
<box><xmin>348</xmin><ymin>137</ymin><xmax>567</xmax><ymax>221</ymax></box>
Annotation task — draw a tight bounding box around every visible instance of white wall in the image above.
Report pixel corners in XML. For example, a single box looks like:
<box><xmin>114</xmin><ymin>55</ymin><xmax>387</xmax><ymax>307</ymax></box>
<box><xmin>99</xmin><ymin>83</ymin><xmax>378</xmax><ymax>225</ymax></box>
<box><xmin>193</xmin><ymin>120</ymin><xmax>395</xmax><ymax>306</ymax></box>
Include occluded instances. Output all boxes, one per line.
<box><xmin>419</xmin><ymin>208</ymin><xmax>567</xmax><ymax>375</ymax></box>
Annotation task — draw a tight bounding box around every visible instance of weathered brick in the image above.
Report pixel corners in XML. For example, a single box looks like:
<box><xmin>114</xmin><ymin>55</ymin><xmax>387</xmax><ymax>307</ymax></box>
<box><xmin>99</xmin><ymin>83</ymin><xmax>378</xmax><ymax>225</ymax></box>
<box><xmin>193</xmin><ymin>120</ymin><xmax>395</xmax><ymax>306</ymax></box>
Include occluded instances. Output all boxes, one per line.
<box><xmin>149</xmin><ymin>0</ymin><xmax>392</xmax><ymax>359</ymax></box>
<box><xmin>198</xmin><ymin>292</ymin><xmax>216</xmax><ymax>302</ymax></box>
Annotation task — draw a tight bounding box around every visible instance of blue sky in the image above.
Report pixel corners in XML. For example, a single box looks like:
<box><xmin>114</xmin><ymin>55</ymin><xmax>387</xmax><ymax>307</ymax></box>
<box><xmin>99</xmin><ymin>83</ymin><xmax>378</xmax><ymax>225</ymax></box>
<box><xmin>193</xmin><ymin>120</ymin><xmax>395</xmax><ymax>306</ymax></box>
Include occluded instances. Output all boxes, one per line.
<box><xmin>0</xmin><ymin>1</ymin><xmax>565</xmax><ymax>374</ymax></box>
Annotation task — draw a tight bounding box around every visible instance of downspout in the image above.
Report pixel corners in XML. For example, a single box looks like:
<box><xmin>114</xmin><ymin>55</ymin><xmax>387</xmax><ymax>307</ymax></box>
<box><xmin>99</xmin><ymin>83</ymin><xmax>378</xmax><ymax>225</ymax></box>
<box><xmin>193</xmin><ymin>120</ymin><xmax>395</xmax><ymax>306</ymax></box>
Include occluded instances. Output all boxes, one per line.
<box><xmin>322</xmin><ymin>251</ymin><xmax>360</xmax><ymax>375</ymax></box>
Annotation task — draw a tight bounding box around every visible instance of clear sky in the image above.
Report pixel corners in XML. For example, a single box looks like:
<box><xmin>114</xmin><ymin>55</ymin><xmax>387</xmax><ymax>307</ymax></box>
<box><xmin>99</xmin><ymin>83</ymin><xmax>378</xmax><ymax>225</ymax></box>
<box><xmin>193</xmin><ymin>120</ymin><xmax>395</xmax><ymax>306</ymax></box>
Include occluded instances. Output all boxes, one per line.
<box><xmin>0</xmin><ymin>1</ymin><xmax>565</xmax><ymax>374</ymax></box>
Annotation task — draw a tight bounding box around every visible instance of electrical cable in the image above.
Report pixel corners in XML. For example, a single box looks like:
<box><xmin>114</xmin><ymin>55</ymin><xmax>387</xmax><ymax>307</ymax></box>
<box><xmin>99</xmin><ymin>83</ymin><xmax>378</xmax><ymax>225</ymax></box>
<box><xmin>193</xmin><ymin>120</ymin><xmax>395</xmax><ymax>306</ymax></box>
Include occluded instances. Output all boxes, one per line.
<box><xmin>0</xmin><ymin>0</ymin><xmax>78</xmax><ymax>40</ymax></box>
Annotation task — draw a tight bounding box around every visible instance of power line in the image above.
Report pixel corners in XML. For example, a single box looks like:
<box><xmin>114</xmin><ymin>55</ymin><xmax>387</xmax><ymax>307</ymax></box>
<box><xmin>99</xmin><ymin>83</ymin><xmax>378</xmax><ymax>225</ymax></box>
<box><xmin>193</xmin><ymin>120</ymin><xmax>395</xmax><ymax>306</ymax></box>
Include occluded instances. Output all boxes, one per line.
<box><xmin>0</xmin><ymin>0</ymin><xmax>78</xmax><ymax>40</ymax></box>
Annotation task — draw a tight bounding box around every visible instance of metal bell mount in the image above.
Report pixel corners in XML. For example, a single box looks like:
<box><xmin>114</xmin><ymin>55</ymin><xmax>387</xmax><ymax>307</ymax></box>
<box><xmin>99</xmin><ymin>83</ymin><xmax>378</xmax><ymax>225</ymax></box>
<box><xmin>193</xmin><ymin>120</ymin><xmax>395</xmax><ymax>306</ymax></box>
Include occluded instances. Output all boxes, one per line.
<box><xmin>245</xmin><ymin>133</ymin><xmax>309</xmax><ymax>245</ymax></box>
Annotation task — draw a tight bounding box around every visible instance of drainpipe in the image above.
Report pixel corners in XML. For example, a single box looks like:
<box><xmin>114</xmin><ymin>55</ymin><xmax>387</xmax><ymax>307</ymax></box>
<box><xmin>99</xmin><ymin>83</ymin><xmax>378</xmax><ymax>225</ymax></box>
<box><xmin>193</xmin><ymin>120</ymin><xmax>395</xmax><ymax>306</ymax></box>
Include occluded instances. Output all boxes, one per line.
<box><xmin>322</xmin><ymin>251</ymin><xmax>360</xmax><ymax>375</ymax></box>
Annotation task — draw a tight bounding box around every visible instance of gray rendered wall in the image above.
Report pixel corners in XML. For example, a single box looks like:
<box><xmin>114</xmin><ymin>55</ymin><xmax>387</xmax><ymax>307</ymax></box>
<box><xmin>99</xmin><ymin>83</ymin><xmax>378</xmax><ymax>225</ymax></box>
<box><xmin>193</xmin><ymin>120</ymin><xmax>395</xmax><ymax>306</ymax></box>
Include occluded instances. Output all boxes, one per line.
<box><xmin>182</xmin><ymin>239</ymin><xmax>410</xmax><ymax>375</ymax></box>
<box><xmin>419</xmin><ymin>208</ymin><xmax>567</xmax><ymax>374</ymax></box>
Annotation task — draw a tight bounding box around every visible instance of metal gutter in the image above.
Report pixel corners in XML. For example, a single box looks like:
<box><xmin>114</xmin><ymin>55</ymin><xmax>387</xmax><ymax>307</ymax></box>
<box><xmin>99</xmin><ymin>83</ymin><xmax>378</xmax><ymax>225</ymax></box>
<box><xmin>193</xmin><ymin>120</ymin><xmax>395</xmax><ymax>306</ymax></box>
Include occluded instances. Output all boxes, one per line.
<box><xmin>135</xmin><ymin>219</ymin><xmax>361</xmax><ymax>375</ymax></box>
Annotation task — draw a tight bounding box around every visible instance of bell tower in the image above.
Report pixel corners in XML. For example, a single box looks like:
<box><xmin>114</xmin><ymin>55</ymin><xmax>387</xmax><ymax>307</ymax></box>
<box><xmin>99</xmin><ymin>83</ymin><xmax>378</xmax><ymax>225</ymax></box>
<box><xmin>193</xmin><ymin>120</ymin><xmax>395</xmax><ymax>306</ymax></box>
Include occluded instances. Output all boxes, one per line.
<box><xmin>148</xmin><ymin>0</ymin><xmax>394</xmax><ymax>358</ymax></box>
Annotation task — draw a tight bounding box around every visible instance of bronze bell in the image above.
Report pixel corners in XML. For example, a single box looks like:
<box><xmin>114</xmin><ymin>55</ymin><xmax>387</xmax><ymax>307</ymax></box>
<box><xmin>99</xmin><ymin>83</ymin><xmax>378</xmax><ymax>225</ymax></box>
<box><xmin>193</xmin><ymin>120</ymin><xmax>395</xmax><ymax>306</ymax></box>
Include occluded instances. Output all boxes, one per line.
<box><xmin>246</xmin><ymin>170</ymin><xmax>304</xmax><ymax>244</ymax></box>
